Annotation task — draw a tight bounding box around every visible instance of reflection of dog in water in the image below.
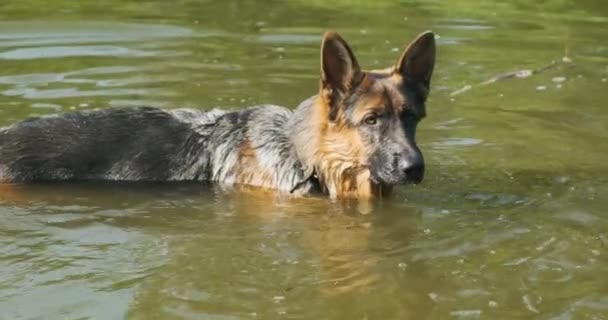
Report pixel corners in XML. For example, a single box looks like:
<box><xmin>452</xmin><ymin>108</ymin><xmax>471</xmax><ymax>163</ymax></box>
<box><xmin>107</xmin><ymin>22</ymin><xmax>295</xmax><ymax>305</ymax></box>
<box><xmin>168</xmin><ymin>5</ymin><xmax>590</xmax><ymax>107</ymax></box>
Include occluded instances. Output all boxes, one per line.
<box><xmin>0</xmin><ymin>31</ymin><xmax>435</xmax><ymax>199</ymax></box>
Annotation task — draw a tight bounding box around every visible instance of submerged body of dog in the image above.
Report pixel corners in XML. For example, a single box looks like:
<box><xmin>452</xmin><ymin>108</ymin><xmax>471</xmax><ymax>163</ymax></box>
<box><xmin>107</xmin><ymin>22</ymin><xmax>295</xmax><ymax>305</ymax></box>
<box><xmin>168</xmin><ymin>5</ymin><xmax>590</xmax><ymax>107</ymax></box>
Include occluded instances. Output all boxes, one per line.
<box><xmin>0</xmin><ymin>31</ymin><xmax>436</xmax><ymax>199</ymax></box>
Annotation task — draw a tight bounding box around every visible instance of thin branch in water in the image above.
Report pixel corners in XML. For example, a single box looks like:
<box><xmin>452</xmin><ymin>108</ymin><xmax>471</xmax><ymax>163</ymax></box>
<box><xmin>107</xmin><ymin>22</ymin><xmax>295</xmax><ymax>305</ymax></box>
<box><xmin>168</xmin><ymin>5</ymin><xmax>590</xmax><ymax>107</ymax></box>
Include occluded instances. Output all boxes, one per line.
<box><xmin>450</xmin><ymin>56</ymin><xmax>574</xmax><ymax>97</ymax></box>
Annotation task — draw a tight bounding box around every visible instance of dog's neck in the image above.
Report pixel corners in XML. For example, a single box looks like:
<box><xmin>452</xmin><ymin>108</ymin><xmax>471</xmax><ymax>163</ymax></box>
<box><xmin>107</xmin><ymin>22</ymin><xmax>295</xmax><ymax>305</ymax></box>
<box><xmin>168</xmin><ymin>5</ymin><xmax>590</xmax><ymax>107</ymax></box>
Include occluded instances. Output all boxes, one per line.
<box><xmin>287</xmin><ymin>96</ymin><xmax>388</xmax><ymax>199</ymax></box>
<box><xmin>286</xmin><ymin>96</ymin><xmax>320</xmax><ymax>173</ymax></box>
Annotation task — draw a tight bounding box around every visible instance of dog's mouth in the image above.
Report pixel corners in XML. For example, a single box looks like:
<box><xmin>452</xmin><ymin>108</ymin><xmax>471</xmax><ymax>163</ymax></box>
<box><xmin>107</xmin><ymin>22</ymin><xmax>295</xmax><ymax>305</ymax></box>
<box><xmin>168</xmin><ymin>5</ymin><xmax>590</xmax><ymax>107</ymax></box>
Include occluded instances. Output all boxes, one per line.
<box><xmin>302</xmin><ymin>164</ymin><xmax>403</xmax><ymax>197</ymax></box>
<box><xmin>371</xmin><ymin>170</ymin><xmax>424</xmax><ymax>186</ymax></box>
<box><xmin>367</xmin><ymin>174</ymin><xmax>393</xmax><ymax>197</ymax></box>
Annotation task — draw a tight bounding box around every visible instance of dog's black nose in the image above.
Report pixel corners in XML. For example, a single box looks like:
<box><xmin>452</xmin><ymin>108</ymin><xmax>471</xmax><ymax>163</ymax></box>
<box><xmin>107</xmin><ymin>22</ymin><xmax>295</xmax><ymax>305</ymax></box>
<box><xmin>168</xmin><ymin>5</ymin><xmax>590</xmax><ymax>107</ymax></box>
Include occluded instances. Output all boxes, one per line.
<box><xmin>403</xmin><ymin>162</ymin><xmax>424</xmax><ymax>183</ymax></box>
<box><xmin>396</xmin><ymin>152</ymin><xmax>424</xmax><ymax>184</ymax></box>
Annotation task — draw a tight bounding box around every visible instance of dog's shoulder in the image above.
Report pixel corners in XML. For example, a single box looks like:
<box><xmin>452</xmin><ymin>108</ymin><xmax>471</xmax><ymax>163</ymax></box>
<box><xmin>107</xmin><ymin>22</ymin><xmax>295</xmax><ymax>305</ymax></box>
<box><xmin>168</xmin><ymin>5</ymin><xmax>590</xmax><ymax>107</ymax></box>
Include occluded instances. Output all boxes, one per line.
<box><xmin>245</xmin><ymin>105</ymin><xmax>293</xmax><ymax>146</ymax></box>
<box><xmin>199</xmin><ymin>104</ymin><xmax>310</xmax><ymax>192</ymax></box>
<box><xmin>246</xmin><ymin>105</ymin><xmax>292</xmax><ymax>130</ymax></box>
<box><xmin>206</xmin><ymin>104</ymin><xmax>291</xmax><ymax>142</ymax></box>
<box><xmin>169</xmin><ymin>107</ymin><xmax>228</xmax><ymax>127</ymax></box>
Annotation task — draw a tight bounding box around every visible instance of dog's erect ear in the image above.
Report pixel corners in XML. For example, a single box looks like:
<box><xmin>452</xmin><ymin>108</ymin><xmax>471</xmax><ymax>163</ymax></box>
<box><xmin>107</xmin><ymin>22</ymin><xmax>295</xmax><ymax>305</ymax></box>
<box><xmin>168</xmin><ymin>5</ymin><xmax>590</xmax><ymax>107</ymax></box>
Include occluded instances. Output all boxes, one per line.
<box><xmin>395</xmin><ymin>31</ymin><xmax>436</xmax><ymax>95</ymax></box>
<box><xmin>320</xmin><ymin>32</ymin><xmax>362</xmax><ymax>116</ymax></box>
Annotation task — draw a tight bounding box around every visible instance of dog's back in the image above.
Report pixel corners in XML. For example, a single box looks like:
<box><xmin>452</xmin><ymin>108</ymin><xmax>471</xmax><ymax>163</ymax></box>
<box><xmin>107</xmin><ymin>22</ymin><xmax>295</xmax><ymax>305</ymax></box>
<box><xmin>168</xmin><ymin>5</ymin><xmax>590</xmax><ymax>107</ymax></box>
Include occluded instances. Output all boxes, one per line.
<box><xmin>0</xmin><ymin>105</ymin><xmax>313</xmax><ymax>194</ymax></box>
<box><xmin>0</xmin><ymin>107</ymin><xmax>224</xmax><ymax>182</ymax></box>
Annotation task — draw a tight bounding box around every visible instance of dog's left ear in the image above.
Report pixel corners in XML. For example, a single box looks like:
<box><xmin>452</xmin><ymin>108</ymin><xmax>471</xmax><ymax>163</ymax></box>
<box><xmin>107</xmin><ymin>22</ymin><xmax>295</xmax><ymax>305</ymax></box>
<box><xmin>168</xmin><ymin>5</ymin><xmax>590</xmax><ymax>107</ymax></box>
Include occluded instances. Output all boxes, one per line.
<box><xmin>394</xmin><ymin>31</ymin><xmax>436</xmax><ymax>97</ymax></box>
<box><xmin>321</xmin><ymin>32</ymin><xmax>362</xmax><ymax>92</ymax></box>
<box><xmin>320</xmin><ymin>31</ymin><xmax>363</xmax><ymax>120</ymax></box>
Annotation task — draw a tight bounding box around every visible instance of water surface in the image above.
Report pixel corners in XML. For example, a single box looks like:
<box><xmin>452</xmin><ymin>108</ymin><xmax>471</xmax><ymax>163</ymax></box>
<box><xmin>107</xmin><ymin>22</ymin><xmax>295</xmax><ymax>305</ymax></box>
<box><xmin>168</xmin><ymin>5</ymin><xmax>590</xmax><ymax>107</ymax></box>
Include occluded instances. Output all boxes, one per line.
<box><xmin>1</xmin><ymin>1</ymin><xmax>607</xmax><ymax>319</ymax></box>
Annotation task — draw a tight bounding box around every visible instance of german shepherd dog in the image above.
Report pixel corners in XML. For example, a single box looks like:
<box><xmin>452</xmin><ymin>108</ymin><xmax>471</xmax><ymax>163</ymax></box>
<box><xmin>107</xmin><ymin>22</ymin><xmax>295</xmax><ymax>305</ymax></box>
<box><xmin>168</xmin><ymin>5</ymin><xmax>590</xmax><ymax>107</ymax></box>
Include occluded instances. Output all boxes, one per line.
<box><xmin>0</xmin><ymin>31</ymin><xmax>435</xmax><ymax>199</ymax></box>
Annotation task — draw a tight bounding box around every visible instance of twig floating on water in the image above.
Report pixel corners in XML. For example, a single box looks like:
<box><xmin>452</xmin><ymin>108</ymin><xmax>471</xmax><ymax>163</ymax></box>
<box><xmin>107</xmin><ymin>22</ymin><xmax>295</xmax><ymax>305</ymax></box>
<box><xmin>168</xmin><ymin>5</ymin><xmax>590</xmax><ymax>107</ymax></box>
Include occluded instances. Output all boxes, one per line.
<box><xmin>450</xmin><ymin>58</ymin><xmax>573</xmax><ymax>97</ymax></box>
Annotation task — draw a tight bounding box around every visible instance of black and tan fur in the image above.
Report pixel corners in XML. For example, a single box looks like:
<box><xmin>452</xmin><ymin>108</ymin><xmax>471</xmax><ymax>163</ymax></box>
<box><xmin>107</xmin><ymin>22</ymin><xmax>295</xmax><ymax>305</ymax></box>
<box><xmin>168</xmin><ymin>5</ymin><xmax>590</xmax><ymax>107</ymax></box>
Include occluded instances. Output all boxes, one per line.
<box><xmin>0</xmin><ymin>31</ymin><xmax>436</xmax><ymax>199</ymax></box>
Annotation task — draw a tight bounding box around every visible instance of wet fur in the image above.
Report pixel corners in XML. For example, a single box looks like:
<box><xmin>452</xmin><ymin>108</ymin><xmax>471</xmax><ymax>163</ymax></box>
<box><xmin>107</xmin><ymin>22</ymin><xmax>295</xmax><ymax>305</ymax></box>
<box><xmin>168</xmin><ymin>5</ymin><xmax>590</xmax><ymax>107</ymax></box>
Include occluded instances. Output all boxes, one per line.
<box><xmin>0</xmin><ymin>31</ymin><xmax>435</xmax><ymax>199</ymax></box>
<box><xmin>0</xmin><ymin>106</ymin><xmax>314</xmax><ymax>194</ymax></box>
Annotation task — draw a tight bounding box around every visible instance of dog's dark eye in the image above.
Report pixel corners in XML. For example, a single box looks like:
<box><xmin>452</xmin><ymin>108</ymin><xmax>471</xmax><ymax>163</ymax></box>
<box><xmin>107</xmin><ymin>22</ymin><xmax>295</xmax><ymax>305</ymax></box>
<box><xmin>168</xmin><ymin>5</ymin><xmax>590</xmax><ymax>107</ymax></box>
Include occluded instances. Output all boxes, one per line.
<box><xmin>364</xmin><ymin>114</ymin><xmax>378</xmax><ymax>125</ymax></box>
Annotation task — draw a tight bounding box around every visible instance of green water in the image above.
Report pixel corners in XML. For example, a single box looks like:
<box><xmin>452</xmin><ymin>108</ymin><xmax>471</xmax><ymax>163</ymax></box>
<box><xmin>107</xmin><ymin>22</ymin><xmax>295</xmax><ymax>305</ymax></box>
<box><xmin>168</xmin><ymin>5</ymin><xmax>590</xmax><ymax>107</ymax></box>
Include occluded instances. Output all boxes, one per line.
<box><xmin>1</xmin><ymin>1</ymin><xmax>607</xmax><ymax>319</ymax></box>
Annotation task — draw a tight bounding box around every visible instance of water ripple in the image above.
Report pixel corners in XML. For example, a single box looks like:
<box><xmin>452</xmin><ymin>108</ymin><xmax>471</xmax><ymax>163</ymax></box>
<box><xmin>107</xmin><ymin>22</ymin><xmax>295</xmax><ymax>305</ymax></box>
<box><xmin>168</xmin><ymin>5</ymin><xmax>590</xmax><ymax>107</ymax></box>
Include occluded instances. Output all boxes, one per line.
<box><xmin>0</xmin><ymin>21</ymin><xmax>193</xmax><ymax>48</ymax></box>
<box><xmin>0</xmin><ymin>45</ymin><xmax>158</xmax><ymax>60</ymax></box>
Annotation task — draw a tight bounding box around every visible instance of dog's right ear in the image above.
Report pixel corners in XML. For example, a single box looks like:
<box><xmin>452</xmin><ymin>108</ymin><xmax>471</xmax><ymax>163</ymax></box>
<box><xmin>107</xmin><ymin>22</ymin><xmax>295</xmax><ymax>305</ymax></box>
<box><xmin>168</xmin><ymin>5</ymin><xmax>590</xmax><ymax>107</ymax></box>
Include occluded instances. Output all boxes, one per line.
<box><xmin>320</xmin><ymin>31</ymin><xmax>362</xmax><ymax>120</ymax></box>
<box><xmin>394</xmin><ymin>31</ymin><xmax>436</xmax><ymax>98</ymax></box>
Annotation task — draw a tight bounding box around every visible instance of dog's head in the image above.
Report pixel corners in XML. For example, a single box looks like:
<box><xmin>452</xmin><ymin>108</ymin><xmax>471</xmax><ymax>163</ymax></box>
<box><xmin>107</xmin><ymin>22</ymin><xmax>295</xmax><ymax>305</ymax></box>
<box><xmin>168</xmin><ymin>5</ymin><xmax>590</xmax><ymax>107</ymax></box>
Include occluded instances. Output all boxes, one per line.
<box><xmin>314</xmin><ymin>31</ymin><xmax>435</xmax><ymax>196</ymax></box>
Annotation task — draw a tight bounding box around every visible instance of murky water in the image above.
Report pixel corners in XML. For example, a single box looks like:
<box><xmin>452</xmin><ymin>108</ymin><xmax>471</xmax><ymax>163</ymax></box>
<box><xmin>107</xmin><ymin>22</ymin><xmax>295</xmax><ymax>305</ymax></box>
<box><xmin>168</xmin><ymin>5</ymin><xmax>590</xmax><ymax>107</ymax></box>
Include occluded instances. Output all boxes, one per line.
<box><xmin>1</xmin><ymin>1</ymin><xmax>607</xmax><ymax>319</ymax></box>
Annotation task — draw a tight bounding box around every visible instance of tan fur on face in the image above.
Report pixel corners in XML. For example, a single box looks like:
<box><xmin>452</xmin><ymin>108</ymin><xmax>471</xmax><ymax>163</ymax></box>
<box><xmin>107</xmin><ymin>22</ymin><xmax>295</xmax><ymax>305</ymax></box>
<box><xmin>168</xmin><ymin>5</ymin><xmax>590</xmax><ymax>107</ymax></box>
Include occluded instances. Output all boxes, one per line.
<box><xmin>349</xmin><ymin>92</ymin><xmax>387</xmax><ymax>124</ymax></box>
<box><xmin>311</xmin><ymin>70</ymin><xmax>417</xmax><ymax>199</ymax></box>
<box><xmin>309</xmin><ymin>94</ymin><xmax>384</xmax><ymax>199</ymax></box>
<box><xmin>349</xmin><ymin>75</ymin><xmax>407</xmax><ymax>123</ymax></box>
